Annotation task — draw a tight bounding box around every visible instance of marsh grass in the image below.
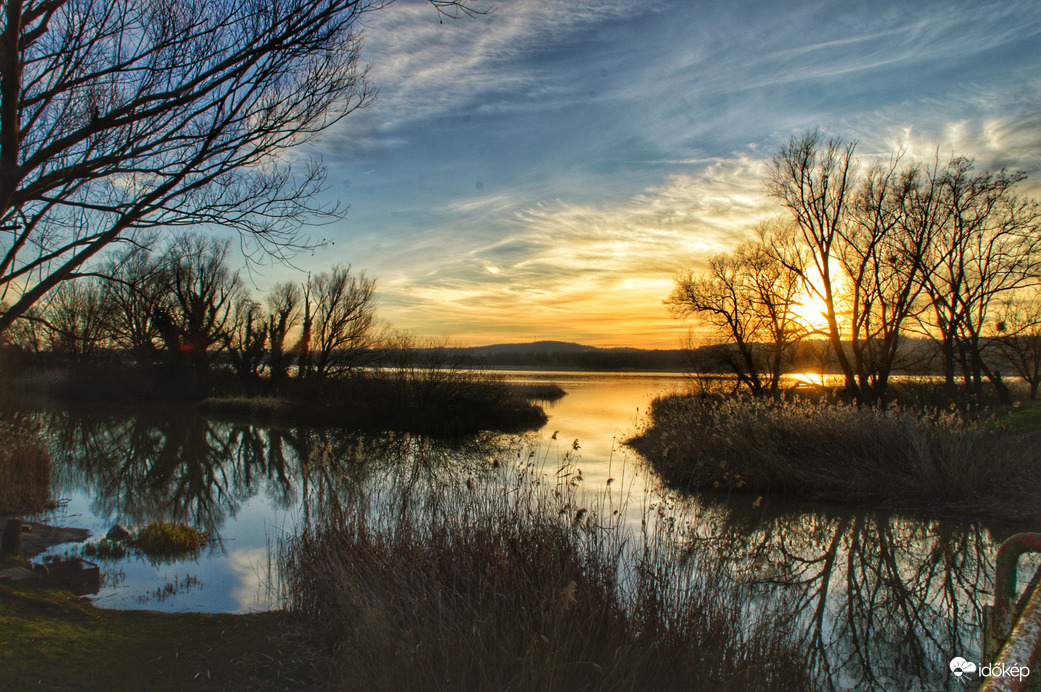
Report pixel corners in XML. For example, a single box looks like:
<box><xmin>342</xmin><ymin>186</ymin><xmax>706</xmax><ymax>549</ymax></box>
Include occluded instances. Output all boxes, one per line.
<box><xmin>132</xmin><ymin>520</ymin><xmax>209</xmax><ymax>555</ymax></box>
<box><xmin>82</xmin><ymin>538</ymin><xmax>128</xmax><ymax>560</ymax></box>
<box><xmin>509</xmin><ymin>382</ymin><xmax>568</xmax><ymax>401</ymax></box>
<box><xmin>629</xmin><ymin>394</ymin><xmax>1041</xmax><ymax>523</ymax></box>
<box><xmin>0</xmin><ymin>418</ymin><xmax>52</xmax><ymax>515</ymax></box>
<box><xmin>281</xmin><ymin>445</ymin><xmax>807</xmax><ymax>691</ymax></box>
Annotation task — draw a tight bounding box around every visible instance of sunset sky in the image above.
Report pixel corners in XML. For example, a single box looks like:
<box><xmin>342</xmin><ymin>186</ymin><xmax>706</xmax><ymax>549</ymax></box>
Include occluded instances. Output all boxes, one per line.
<box><xmin>267</xmin><ymin>0</ymin><xmax>1041</xmax><ymax>349</ymax></box>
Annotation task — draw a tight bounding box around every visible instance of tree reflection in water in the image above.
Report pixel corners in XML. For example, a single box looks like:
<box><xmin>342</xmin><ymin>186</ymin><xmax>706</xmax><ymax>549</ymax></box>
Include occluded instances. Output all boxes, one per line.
<box><xmin>40</xmin><ymin>407</ymin><xmax>496</xmax><ymax>543</ymax></box>
<box><xmin>683</xmin><ymin>498</ymin><xmax>1026</xmax><ymax>691</ymax></box>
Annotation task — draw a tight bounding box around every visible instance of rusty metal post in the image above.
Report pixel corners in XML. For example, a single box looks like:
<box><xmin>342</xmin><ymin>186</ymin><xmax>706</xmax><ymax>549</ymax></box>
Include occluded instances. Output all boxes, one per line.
<box><xmin>983</xmin><ymin>534</ymin><xmax>1041</xmax><ymax>669</ymax></box>
<box><xmin>980</xmin><ymin>577</ymin><xmax>1041</xmax><ymax>692</ymax></box>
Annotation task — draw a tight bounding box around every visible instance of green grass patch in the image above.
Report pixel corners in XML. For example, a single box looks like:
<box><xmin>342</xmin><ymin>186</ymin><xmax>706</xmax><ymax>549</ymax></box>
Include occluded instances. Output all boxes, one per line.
<box><xmin>0</xmin><ymin>584</ymin><xmax>317</xmax><ymax>690</ymax></box>
<box><xmin>81</xmin><ymin>539</ymin><xmax>128</xmax><ymax>560</ymax></box>
<box><xmin>1006</xmin><ymin>402</ymin><xmax>1041</xmax><ymax>433</ymax></box>
<box><xmin>132</xmin><ymin>521</ymin><xmax>208</xmax><ymax>555</ymax></box>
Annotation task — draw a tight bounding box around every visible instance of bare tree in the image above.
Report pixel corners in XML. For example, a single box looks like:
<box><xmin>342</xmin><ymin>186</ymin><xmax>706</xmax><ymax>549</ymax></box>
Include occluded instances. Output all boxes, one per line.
<box><xmin>41</xmin><ymin>277</ymin><xmax>111</xmax><ymax>360</ymax></box>
<box><xmin>153</xmin><ymin>234</ymin><xmax>243</xmax><ymax>373</ymax></box>
<box><xmin>0</xmin><ymin>304</ymin><xmax>45</xmax><ymax>353</ymax></box>
<box><xmin>921</xmin><ymin>160</ymin><xmax>1041</xmax><ymax>403</ymax></box>
<box><xmin>100</xmin><ymin>243</ymin><xmax>169</xmax><ymax>360</ymax></box>
<box><xmin>265</xmin><ymin>280</ymin><xmax>301</xmax><ymax>384</ymax></box>
<box><xmin>299</xmin><ymin>265</ymin><xmax>376</xmax><ymax>379</ymax></box>
<box><xmin>667</xmin><ymin>228</ymin><xmax>805</xmax><ymax>394</ymax></box>
<box><xmin>228</xmin><ymin>295</ymin><xmax>266</xmax><ymax>381</ymax></box>
<box><xmin>768</xmin><ymin>132</ymin><xmax>948</xmax><ymax>403</ymax></box>
<box><xmin>994</xmin><ymin>289</ymin><xmax>1041</xmax><ymax>400</ymax></box>
<box><xmin>0</xmin><ymin>0</ymin><xmax>477</xmax><ymax>335</ymax></box>
<box><xmin>767</xmin><ymin>130</ymin><xmax>862</xmax><ymax>399</ymax></box>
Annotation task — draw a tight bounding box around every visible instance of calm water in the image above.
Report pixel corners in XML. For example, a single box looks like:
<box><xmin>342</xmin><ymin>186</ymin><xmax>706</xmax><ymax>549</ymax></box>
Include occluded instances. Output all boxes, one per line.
<box><xmin>31</xmin><ymin>371</ymin><xmax>1037</xmax><ymax>691</ymax></box>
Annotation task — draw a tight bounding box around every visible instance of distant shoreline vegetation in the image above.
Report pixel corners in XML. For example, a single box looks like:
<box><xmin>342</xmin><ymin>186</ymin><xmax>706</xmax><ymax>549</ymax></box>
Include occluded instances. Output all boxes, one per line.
<box><xmin>6</xmin><ymin>355</ymin><xmax>550</xmax><ymax>436</ymax></box>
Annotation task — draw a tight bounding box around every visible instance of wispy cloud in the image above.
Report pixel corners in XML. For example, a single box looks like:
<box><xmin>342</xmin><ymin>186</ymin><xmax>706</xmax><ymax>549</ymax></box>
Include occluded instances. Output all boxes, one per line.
<box><xmin>277</xmin><ymin>0</ymin><xmax>1041</xmax><ymax>347</ymax></box>
<box><xmin>369</xmin><ymin>156</ymin><xmax>775</xmax><ymax>347</ymax></box>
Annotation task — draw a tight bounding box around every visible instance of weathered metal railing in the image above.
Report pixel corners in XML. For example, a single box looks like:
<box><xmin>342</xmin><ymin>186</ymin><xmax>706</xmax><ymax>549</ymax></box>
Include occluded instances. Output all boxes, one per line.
<box><xmin>980</xmin><ymin>533</ymin><xmax>1041</xmax><ymax>692</ymax></box>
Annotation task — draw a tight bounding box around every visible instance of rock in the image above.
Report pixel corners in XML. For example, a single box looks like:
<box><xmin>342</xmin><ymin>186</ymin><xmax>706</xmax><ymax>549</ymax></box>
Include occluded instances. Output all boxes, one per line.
<box><xmin>106</xmin><ymin>524</ymin><xmax>132</xmax><ymax>541</ymax></box>
<box><xmin>2</xmin><ymin>519</ymin><xmax>23</xmax><ymax>556</ymax></box>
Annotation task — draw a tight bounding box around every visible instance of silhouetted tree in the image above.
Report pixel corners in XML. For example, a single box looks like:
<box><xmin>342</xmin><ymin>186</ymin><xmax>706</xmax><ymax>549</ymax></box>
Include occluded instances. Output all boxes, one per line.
<box><xmin>100</xmin><ymin>243</ymin><xmax>169</xmax><ymax>361</ymax></box>
<box><xmin>0</xmin><ymin>0</ymin><xmax>480</xmax><ymax>335</ymax></box>
<box><xmin>667</xmin><ymin>227</ymin><xmax>805</xmax><ymax>393</ymax></box>
<box><xmin>993</xmin><ymin>289</ymin><xmax>1041</xmax><ymax>400</ymax></box>
<box><xmin>228</xmin><ymin>295</ymin><xmax>267</xmax><ymax>381</ymax></box>
<box><xmin>920</xmin><ymin>159</ymin><xmax>1041</xmax><ymax>404</ymax></box>
<box><xmin>299</xmin><ymin>265</ymin><xmax>377</xmax><ymax>379</ymax></box>
<box><xmin>41</xmin><ymin>278</ymin><xmax>111</xmax><ymax>361</ymax></box>
<box><xmin>153</xmin><ymin>235</ymin><xmax>243</xmax><ymax>374</ymax></box>
<box><xmin>265</xmin><ymin>281</ymin><xmax>302</xmax><ymax>384</ymax></box>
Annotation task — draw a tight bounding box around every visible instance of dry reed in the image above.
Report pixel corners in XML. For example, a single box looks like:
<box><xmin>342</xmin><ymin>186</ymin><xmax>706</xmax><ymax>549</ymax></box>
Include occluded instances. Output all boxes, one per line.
<box><xmin>0</xmin><ymin>418</ymin><xmax>51</xmax><ymax>515</ymax></box>
<box><xmin>629</xmin><ymin>394</ymin><xmax>1041</xmax><ymax>523</ymax></box>
<box><xmin>281</xmin><ymin>444</ymin><xmax>807</xmax><ymax>691</ymax></box>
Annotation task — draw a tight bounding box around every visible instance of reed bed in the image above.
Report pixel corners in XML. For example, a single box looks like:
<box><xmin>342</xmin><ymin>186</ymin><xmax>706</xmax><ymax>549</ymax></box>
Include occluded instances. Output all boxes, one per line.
<box><xmin>629</xmin><ymin>394</ymin><xmax>1041</xmax><ymax>523</ymax></box>
<box><xmin>508</xmin><ymin>382</ymin><xmax>568</xmax><ymax>402</ymax></box>
<box><xmin>281</xmin><ymin>445</ymin><xmax>807</xmax><ymax>691</ymax></box>
<box><xmin>0</xmin><ymin>417</ymin><xmax>51</xmax><ymax>515</ymax></box>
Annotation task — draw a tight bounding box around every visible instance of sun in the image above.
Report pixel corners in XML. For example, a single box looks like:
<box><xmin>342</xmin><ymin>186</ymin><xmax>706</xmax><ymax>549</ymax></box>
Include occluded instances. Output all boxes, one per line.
<box><xmin>792</xmin><ymin>290</ymin><xmax>831</xmax><ymax>333</ymax></box>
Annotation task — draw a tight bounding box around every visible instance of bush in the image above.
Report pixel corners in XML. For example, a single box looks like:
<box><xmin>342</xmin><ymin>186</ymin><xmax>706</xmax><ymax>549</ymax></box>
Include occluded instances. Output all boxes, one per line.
<box><xmin>82</xmin><ymin>539</ymin><xmax>129</xmax><ymax>560</ymax></box>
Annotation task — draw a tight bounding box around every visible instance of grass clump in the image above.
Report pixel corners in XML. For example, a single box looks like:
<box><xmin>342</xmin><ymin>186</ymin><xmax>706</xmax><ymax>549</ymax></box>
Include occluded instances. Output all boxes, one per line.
<box><xmin>281</xmin><ymin>450</ymin><xmax>807</xmax><ymax>691</ymax></box>
<box><xmin>82</xmin><ymin>539</ymin><xmax>128</xmax><ymax>560</ymax></box>
<box><xmin>0</xmin><ymin>417</ymin><xmax>52</xmax><ymax>515</ymax></box>
<box><xmin>132</xmin><ymin>520</ymin><xmax>209</xmax><ymax>555</ymax></box>
<box><xmin>629</xmin><ymin>394</ymin><xmax>1041</xmax><ymax>522</ymax></box>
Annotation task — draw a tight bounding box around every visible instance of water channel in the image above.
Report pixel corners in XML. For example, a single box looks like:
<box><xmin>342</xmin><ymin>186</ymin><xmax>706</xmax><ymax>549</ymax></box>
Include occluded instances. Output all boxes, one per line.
<box><xmin>31</xmin><ymin>371</ymin><xmax>1038</xmax><ymax>691</ymax></box>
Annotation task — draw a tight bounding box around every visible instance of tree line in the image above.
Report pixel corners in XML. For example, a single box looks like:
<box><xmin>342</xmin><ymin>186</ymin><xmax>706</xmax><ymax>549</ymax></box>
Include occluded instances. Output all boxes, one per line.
<box><xmin>2</xmin><ymin>233</ymin><xmax>378</xmax><ymax>383</ymax></box>
<box><xmin>668</xmin><ymin>130</ymin><xmax>1041</xmax><ymax>403</ymax></box>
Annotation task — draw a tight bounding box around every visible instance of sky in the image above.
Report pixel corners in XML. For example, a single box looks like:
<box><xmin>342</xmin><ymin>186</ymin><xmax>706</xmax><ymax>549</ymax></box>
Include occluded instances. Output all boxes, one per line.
<box><xmin>260</xmin><ymin>0</ymin><xmax>1041</xmax><ymax>349</ymax></box>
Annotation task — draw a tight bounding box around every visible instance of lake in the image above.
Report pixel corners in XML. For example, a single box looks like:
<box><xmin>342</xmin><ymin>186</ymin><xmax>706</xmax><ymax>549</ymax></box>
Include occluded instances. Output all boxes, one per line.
<box><xmin>31</xmin><ymin>370</ymin><xmax>1038</xmax><ymax>691</ymax></box>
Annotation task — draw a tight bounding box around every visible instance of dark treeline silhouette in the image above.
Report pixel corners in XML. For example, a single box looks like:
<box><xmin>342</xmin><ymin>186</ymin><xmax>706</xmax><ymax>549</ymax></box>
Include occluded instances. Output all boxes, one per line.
<box><xmin>0</xmin><ymin>233</ymin><xmax>545</xmax><ymax>434</ymax></box>
<box><xmin>468</xmin><ymin>346</ymin><xmax>690</xmax><ymax>370</ymax></box>
<box><xmin>2</xmin><ymin>233</ymin><xmax>376</xmax><ymax>385</ymax></box>
<box><xmin>668</xmin><ymin>130</ymin><xmax>1041</xmax><ymax>405</ymax></box>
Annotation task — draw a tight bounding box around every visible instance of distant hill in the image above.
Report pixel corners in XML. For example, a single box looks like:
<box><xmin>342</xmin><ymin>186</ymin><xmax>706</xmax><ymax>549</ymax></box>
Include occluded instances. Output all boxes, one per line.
<box><xmin>468</xmin><ymin>341</ymin><xmax>598</xmax><ymax>355</ymax></box>
<box><xmin>461</xmin><ymin>341</ymin><xmax>689</xmax><ymax>371</ymax></box>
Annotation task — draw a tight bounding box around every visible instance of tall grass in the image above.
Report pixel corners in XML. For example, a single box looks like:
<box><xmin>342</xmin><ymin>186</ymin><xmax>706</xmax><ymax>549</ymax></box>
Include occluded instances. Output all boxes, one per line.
<box><xmin>281</xmin><ymin>446</ymin><xmax>807</xmax><ymax>691</ymax></box>
<box><xmin>0</xmin><ymin>417</ymin><xmax>51</xmax><ymax>515</ymax></box>
<box><xmin>629</xmin><ymin>394</ymin><xmax>1041</xmax><ymax>523</ymax></box>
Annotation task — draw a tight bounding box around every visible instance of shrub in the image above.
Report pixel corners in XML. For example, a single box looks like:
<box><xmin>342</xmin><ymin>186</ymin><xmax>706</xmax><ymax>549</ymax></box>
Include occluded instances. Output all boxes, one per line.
<box><xmin>82</xmin><ymin>539</ymin><xmax>129</xmax><ymax>560</ymax></box>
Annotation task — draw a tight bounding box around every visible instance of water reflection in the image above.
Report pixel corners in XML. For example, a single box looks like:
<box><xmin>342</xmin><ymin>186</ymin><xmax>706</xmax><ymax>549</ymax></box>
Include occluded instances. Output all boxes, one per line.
<box><xmin>685</xmin><ymin>498</ymin><xmax>1030</xmax><ymax>691</ymax></box>
<box><xmin>37</xmin><ymin>405</ymin><xmax>502</xmax><ymax>611</ymax></box>
<box><xmin>43</xmin><ymin>407</ymin><xmax>495</xmax><ymax>536</ymax></box>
